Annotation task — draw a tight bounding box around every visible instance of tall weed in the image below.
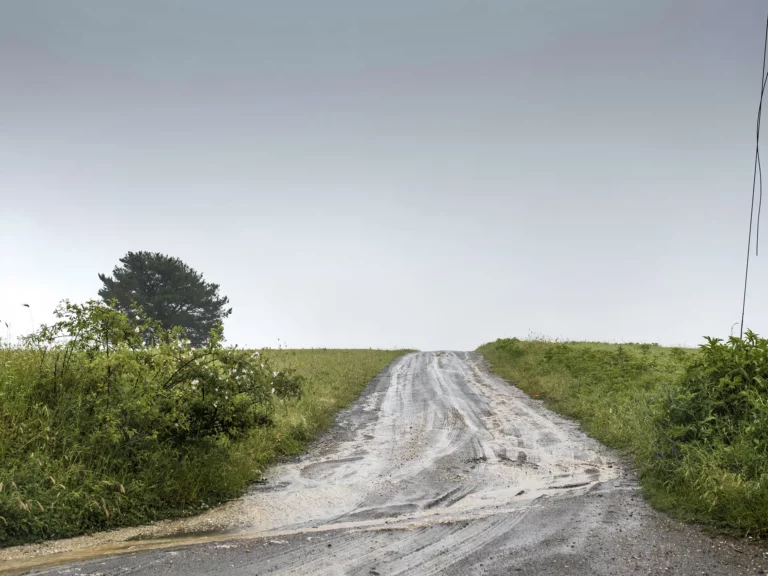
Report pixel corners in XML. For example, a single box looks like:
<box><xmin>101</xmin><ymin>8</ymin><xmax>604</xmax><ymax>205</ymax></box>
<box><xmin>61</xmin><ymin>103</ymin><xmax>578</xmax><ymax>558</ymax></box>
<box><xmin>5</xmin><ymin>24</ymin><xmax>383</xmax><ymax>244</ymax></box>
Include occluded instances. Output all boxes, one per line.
<box><xmin>650</xmin><ymin>331</ymin><xmax>768</xmax><ymax>534</ymax></box>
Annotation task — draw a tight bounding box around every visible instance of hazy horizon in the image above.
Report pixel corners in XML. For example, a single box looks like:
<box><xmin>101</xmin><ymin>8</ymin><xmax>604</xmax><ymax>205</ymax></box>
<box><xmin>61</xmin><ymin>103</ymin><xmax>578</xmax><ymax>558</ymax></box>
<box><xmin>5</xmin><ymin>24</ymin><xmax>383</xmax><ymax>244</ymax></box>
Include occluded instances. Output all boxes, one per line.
<box><xmin>2</xmin><ymin>1</ymin><xmax>767</xmax><ymax>350</ymax></box>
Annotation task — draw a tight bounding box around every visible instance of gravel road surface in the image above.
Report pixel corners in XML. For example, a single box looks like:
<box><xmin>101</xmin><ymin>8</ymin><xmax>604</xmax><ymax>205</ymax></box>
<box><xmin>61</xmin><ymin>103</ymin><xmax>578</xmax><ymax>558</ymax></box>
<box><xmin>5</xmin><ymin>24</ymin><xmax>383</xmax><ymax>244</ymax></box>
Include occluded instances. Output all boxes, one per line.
<box><xmin>2</xmin><ymin>352</ymin><xmax>766</xmax><ymax>575</ymax></box>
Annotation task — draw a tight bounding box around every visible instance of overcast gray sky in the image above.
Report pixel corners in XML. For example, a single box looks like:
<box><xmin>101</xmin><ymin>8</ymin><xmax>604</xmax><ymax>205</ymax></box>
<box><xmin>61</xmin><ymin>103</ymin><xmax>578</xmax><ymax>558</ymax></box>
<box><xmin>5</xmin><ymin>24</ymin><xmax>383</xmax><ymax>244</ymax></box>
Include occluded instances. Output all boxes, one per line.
<box><xmin>1</xmin><ymin>1</ymin><xmax>767</xmax><ymax>350</ymax></box>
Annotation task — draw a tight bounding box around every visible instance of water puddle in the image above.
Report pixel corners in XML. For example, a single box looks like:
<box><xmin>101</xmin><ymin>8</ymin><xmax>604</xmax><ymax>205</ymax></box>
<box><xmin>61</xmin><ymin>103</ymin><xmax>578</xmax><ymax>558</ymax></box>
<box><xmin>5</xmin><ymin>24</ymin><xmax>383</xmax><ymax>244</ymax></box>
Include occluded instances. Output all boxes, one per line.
<box><xmin>0</xmin><ymin>529</ymin><xmax>242</xmax><ymax>576</ymax></box>
<box><xmin>125</xmin><ymin>527</ymin><xmax>236</xmax><ymax>542</ymax></box>
<box><xmin>0</xmin><ymin>502</ymin><xmax>544</xmax><ymax>576</ymax></box>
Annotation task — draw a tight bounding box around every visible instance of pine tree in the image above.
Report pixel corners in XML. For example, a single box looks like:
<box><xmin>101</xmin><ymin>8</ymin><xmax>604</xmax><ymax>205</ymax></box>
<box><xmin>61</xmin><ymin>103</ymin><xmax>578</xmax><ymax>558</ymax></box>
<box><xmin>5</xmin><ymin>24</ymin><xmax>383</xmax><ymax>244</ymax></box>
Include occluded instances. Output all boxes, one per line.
<box><xmin>98</xmin><ymin>252</ymin><xmax>232</xmax><ymax>346</ymax></box>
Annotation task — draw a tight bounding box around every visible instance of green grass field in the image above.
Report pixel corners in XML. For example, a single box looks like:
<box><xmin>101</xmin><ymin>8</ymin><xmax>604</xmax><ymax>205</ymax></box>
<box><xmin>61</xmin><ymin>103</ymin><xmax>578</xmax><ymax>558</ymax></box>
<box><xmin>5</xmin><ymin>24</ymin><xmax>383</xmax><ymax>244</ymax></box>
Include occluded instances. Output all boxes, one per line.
<box><xmin>478</xmin><ymin>337</ymin><xmax>768</xmax><ymax>537</ymax></box>
<box><xmin>0</xmin><ymin>347</ymin><xmax>408</xmax><ymax>547</ymax></box>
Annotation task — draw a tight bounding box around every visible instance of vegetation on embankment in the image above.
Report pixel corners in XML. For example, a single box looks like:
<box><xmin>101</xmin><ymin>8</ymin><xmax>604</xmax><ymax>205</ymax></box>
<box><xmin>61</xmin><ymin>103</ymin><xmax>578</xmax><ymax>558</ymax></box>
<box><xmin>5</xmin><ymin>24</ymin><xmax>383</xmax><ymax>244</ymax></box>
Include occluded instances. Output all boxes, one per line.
<box><xmin>0</xmin><ymin>301</ymin><xmax>408</xmax><ymax>546</ymax></box>
<box><xmin>478</xmin><ymin>335</ymin><xmax>768</xmax><ymax>537</ymax></box>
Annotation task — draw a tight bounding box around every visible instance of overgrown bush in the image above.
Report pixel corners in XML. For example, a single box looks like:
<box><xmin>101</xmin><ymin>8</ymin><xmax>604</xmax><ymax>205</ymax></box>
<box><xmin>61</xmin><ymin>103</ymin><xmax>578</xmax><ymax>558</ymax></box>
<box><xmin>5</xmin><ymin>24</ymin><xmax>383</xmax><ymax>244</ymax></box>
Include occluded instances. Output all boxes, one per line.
<box><xmin>0</xmin><ymin>300</ymin><xmax>302</xmax><ymax>544</ymax></box>
<box><xmin>650</xmin><ymin>331</ymin><xmax>768</xmax><ymax>534</ymax></box>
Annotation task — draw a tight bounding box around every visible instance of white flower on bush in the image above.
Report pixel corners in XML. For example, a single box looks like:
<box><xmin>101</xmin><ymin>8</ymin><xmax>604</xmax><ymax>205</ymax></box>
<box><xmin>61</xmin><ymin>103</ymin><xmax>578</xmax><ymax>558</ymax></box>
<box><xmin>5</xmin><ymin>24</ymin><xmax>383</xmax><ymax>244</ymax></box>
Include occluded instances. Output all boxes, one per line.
<box><xmin>273</xmin><ymin>370</ymin><xmax>279</xmax><ymax>377</ymax></box>
<box><xmin>271</xmin><ymin>387</ymin><xmax>275</xmax><ymax>394</ymax></box>
<box><xmin>251</xmin><ymin>351</ymin><xmax>260</xmax><ymax>359</ymax></box>
<box><xmin>134</xmin><ymin>327</ymin><xmax>140</xmax><ymax>334</ymax></box>
<box><xmin>213</xmin><ymin>402</ymin><xmax>218</xmax><ymax>408</ymax></box>
<box><xmin>135</xmin><ymin>315</ymin><xmax>141</xmax><ymax>320</ymax></box>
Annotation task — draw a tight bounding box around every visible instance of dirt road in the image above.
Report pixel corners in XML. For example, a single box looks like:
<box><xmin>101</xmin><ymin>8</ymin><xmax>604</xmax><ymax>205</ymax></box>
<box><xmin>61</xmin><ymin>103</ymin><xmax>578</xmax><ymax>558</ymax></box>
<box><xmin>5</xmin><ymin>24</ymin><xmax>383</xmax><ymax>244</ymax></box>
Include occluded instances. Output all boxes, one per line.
<box><xmin>3</xmin><ymin>352</ymin><xmax>766</xmax><ymax>575</ymax></box>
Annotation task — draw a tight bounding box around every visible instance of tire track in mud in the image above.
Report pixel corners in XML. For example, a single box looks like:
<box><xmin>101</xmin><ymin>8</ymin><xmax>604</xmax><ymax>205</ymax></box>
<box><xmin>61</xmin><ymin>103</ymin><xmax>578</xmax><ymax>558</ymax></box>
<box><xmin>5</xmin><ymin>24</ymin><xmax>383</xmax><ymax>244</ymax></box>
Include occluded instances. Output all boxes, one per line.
<box><xmin>1</xmin><ymin>352</ymin><xmax>628</xmax><ymax>575</ymax></box>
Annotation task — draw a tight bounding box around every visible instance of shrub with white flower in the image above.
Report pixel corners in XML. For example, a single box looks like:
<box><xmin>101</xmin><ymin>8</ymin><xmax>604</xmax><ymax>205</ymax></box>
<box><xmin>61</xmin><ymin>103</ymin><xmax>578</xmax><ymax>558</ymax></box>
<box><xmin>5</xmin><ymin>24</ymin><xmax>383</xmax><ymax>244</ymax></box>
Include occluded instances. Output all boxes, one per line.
<box><xmin>25</xmin><ymin>300</ymin><xmax>303</xmax><ymax>448</ymax></box>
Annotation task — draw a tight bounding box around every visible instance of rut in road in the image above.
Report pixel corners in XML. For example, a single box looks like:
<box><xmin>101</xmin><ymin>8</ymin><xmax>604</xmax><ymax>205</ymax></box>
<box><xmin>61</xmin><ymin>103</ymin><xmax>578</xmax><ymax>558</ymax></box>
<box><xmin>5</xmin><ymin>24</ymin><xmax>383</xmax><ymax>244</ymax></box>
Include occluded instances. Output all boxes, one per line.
<box><xmin>235</xmin><ymin>350</ymin><xmax>620</xmax><ymax>533</ymax></box>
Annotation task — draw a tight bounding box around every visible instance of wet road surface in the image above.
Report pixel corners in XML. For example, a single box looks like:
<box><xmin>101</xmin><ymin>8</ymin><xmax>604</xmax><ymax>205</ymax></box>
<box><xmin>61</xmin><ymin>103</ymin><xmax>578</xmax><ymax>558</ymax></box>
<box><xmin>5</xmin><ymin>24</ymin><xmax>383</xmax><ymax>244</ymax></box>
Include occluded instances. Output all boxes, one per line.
<box><xmin>3</xmin><ymin>352</ymin><xmax>766</xmax><ymax>575</ymax></box>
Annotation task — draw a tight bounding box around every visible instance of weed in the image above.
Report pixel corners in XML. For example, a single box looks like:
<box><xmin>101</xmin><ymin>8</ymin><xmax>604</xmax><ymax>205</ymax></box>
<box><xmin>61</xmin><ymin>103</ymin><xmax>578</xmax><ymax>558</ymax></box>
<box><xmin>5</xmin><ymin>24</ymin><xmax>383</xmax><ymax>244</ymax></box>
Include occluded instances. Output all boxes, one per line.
<box><xmin>649</xmin><ymin>331</ymin><xmax>768</xmax><ymax>535</ymax></box>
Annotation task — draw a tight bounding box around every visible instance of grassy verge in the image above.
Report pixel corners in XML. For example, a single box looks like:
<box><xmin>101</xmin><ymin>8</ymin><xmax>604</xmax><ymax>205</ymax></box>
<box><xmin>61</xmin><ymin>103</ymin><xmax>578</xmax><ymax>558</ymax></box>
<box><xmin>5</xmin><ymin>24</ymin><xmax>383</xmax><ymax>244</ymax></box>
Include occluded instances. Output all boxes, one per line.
<box><xmin>244</xmin><ymin>348</ymin><xmax>408</xmax><ymax>464</ymax></box>
<box><xmin>477</xmin><ymin>338</ymin><xmax>768</xmax><ymax>537</ymax></box>
<box><xmin>0</xmin><ymin>345</ymin><xmax>407</xmax><ymax>547</ymax></box>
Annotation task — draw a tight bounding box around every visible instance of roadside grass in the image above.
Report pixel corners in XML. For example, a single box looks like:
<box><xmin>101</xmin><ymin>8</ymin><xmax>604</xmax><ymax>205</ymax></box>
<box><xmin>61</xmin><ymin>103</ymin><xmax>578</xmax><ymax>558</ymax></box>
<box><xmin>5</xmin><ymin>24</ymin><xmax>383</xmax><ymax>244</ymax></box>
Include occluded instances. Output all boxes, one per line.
<box><xmin>477</xmin><ymin>337</ymin><xmax>768</xmax><ymax>537</ymax></box>
<box><xmin>242</xmin><ymin>348</ymin><xmax>407</xmax><ymax>462</ymax></box>
<box><xmin>0</xmin><ymin>345</ymin><xmax>408</xmax><ymax>547</ymax></box>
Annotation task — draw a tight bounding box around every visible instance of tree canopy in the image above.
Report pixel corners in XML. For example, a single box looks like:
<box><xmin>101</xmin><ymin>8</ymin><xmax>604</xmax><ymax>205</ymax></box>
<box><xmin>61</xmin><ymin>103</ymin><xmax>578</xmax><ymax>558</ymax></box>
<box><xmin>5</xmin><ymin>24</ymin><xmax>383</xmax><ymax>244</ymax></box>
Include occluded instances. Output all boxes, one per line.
<box><xmin>98</xmin><ymin>251</ymin><xmax>232</xmax><ymax>346</ymax></box>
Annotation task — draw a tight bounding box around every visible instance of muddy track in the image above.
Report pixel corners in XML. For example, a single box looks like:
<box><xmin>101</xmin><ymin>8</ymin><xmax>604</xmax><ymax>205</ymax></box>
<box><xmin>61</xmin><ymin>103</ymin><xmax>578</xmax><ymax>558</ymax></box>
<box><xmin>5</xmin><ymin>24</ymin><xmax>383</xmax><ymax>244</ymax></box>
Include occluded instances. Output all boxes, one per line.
<box><xmin>2</xmin><ymin>352</ymin><xmax>765</xmax><ymax>575</ymax></box>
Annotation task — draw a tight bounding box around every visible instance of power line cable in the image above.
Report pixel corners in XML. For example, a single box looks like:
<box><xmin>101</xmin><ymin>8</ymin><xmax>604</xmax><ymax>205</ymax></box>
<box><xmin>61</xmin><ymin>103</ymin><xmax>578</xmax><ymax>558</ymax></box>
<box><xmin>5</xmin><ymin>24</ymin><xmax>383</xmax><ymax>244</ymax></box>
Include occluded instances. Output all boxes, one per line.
<box><xmin>755</xmin><ymin>67</ymin><xmax>768</xmax><ymax>254</ymax></box>
<box><xmin>739</xmin><ymin>11</ymin><xmax>768</xmax><ymax>339</ymax></box>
